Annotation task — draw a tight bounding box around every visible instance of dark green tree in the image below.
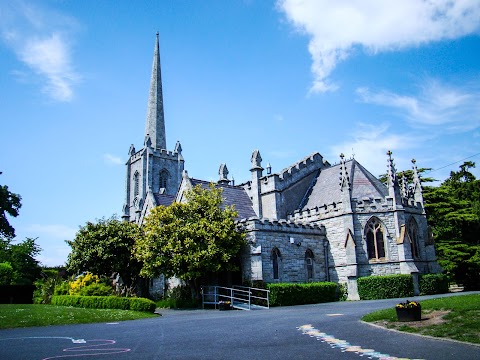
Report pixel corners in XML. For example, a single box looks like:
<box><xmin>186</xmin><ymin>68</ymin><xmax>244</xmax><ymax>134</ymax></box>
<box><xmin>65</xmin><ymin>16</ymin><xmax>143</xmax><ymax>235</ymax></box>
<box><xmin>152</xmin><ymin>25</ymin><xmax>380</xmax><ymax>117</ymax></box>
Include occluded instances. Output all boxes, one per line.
<box><xmin>66</xmin><ymin>217</ymin><xmax>142</xmax><ymax>291</ymax></box>
<box><xmin>0</xmin><ymin>177</ymin><xmax>41</xmax><ymax>285</ymax></box>
<box><xmin>0</xmin><ymin>181</ymin><xmax>22</xmax><ymax>240</ymax></box>
<box><xmin>135</xmin><ymin>184</ymin><xmax>246</xmax><ymax>299</ymax></box>
<box><xmin>423</xmin><ymin>161</ymin><xmax>480</xmax><ymax>289</ymax></box>
<box><xmin>0</xmin><ymin>237</ymin><xmax>42</xmax><ymax>285</ymax></box>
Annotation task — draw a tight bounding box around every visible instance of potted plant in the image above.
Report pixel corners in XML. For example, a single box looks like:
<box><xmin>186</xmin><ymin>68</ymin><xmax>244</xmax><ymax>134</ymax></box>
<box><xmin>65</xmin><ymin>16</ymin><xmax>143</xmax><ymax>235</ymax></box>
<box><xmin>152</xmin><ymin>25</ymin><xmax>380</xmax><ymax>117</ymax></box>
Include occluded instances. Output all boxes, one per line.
<box><xmin>218</xmin><ymin>300</ymin><xmax>232</xmax><ymax>310</ymax></box>
<box><xmin>395</xmin><ymin>300</ymin><xmax>421</xmax><ymax>321</ymax></box>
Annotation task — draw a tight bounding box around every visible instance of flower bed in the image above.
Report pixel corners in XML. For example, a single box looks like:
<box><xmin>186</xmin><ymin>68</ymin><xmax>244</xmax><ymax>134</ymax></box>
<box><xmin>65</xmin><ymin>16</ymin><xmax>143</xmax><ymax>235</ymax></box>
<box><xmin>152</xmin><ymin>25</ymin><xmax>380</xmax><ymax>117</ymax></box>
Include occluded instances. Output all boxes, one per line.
<box><xmin>218</xmin><ymin>300</ymin><xmax>231</xmax><ymax>310</ymax></box>
<box><xmin>395</xmin><ymin>300</ymin><xmax>421</xmax><ymax>321</ymax></box>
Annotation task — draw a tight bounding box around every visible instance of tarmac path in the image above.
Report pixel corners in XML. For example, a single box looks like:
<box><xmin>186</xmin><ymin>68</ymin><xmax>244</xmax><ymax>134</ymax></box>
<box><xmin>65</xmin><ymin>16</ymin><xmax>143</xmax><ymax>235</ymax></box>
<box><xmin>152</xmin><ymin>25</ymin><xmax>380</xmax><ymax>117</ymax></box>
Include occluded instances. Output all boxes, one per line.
<box><xmin>0</xmin><ymin>292</ymin><xmax>479</xmax><ymax>359</ymax></box>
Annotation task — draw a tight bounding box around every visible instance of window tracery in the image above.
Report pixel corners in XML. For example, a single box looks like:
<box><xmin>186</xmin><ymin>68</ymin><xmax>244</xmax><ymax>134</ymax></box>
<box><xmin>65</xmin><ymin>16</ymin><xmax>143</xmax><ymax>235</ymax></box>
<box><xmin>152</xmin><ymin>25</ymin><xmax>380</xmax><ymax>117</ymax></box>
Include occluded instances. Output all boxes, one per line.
<box><xmin>365</xmin><ymin>217</ymin><xmax>386</xmax><ymax>260</ymax></box>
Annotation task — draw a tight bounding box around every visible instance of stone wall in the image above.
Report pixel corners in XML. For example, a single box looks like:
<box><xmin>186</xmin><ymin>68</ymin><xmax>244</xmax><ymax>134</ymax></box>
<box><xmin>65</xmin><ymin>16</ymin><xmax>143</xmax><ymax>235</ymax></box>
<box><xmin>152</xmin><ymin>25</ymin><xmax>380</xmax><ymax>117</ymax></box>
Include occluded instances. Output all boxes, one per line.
<box><xmin>240</xmin><ymin>218</ymin><xmax>327</xmax><ymax>283</ymax></box>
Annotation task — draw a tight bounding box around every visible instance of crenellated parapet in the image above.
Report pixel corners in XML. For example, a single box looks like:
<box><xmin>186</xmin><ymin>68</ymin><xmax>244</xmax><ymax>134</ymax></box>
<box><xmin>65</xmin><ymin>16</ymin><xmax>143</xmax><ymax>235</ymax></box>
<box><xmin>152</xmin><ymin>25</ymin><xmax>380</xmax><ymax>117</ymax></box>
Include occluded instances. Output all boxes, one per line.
<box><xmin>259</xmin><ymin>152</ymin><xmax>329</xmax><ymax>191</ymax></box>
<box><xmin>238</xmin><ymin>217</ymin><xmax>326</xmax><ymax>235</ymax></box>
<box><xmin>154</xmin><ymin>148</ymin><xmax>181</xmax><ymax>158</ymax></box>
<box><xmin>288</xmin><ymin>201</ymin><xmax>345</xmax><ymax>222</ymax></box>
<box><xmin>128</xmin><ymin>147</ymin><xmax>181</xmax><ymax>164</ymax></box>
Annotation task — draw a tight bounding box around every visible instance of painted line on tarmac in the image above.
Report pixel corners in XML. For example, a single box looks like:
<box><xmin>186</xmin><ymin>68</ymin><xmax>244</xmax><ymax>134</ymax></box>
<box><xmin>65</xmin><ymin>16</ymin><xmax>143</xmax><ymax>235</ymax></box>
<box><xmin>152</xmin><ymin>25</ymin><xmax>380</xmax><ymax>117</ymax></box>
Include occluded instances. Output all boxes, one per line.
<box><xmin>297</xmin><ymin>324</ymin><xmax>424</xmax><ymax>360</ymax></box>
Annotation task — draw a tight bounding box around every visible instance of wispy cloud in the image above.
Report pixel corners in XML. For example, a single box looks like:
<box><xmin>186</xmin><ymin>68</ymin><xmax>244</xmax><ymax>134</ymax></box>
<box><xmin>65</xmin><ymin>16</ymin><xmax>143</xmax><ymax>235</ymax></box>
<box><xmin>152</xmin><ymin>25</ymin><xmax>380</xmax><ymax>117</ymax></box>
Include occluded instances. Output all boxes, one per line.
<box><xmin>26</xmin><ymin>224</ymin><xmax>77</xmax><ymax>240</ymax></box>
<box><xmin>0</xmin><ymin>1</ymin><xmax>81</xmax><ymax>101</ymax></box>
<box><xmin>103</xmin><ymin>153</ymin><xmax>123</xmax><ymax>165</ymax></box>
<box><xmin>277</xmin><ymin>0</ymin><xmax>480</xmax><ymax>93</ymax></box>
<box><xmin>356</xmin><ymin>80</ymin><xmax>480</xmax><ymax>131</ymax></box>
<box><xmin>330</xmin><ymin>122</ymin><xmax>425</xmax><ymax>176</ymax></box>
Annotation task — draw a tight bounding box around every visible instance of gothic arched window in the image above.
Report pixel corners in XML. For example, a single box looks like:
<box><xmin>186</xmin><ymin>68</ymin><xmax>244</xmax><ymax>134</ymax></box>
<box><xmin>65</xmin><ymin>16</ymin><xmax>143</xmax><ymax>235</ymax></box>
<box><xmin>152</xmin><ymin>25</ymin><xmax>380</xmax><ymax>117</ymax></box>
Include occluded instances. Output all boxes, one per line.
<box><xmin>365</xmin><ymin>217</ymin><xmax>386</xmax><ymax>260</ymax></box>
<box><xmin>305</xmin><ymin>249</ymin><xmax>314</xmax><ymax>280</ymax></box>
<box><xmin>408</xmin><ymin>217</ymin><xmax>420</xmax><ymax>259</ymax></box>
<box><xmin>159</xmin><ymin>169</ymin><xmax>169</xmax><ymax>190</ymax></box>
<box><xmin>133</xmin><ymin>171</ymin><xmax>140</xmax><ymax>197</ymax></box>
<box><xmin>272</xmin><ymin>248</ymin><xmax>282</xmax><ymax>280</ymax></box>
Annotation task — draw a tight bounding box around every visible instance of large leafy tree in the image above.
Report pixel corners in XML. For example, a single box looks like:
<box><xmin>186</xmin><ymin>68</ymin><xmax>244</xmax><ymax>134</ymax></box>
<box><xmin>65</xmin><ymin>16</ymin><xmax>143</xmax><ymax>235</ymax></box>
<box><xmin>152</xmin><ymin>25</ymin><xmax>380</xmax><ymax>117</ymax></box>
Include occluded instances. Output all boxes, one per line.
<box><xmin>0</xmin><ymin>178</ymin><xmax>41</xmax><ymax>285</ymax></box>
<box><xmin>0</xmin><ymin>237</ymin><xmax>42</xmax><ymax>285</ymax></box>
<box><xmin>66</xmin><ymin>217</ymin><xmax>142</xmax><ymax>290</ymax></box>
<box><xmin>0</xmin><ymin>181</ymin><xmax>22</xmax><ymax>240</ymax></box>
<box><xmin>423</xmin><ymin>161</ymin><xmax>480</xmax><ymax>289</ymax></box>
<box><xmin>135</xmin><ymin>184</ymin><xmax>246</xmax><ymax>298</ymax></box>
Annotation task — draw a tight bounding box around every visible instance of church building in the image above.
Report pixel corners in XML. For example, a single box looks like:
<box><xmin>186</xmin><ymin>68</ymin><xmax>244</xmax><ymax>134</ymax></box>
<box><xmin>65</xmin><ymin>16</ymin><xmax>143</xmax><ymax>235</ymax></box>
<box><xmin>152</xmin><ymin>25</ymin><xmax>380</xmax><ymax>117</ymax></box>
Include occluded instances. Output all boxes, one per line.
<box><xmin>123</xmin><ymin>34</ymin><xmax>441</xmax><ymax>300</ymax></box>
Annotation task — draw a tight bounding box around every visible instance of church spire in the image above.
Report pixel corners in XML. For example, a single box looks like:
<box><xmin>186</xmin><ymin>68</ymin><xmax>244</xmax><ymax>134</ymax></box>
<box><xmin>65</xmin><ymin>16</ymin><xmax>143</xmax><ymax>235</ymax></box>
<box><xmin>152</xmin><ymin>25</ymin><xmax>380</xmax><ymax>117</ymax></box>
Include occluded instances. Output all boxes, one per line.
<box><xmin>145</xmin><ymin>32</ymin><xmax>166</xmax><ymax>150</ymax></box>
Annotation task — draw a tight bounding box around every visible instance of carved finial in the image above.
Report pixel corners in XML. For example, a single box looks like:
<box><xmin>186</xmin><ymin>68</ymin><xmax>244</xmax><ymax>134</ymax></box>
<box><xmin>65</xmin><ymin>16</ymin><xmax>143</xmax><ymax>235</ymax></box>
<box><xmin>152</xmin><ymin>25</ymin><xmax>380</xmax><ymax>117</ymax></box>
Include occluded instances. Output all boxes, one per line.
<box><xmin>251</xmin><ymin>149</ymin><xmax>263</xmax><ymax>169</ymax></box>
<box><xmin>412</xmin><ymin>158</ymin><xmax>423</xmax><ymax>199</ymax></box>
<box><xmin>174</xmin><ymin>141</ymin><xmax>182</xmax><ymax>154</ymax></box>
<box><xmin>129</xmin><ymin>144</ymin><xmax>136</xmax><ymax>156</ymax></box>
<box><xmin>339</xmin><ymin>153</ymin><xmax>350</xmax><ymax>191</ymax></box>
<box><xmin>266</xmin><ymin>162</ymin><xmax>272</xmax><ymax>175</ymax></box>
<box><xmin>218</xmin><ymin>163</ymin><xmax>229</xmax><ymax>184</ymax></box>
<box><xmin>386</xmin><ymin>150</ymin><xmax>398</xmax><ymax>187</ymax></box>
<box><xmin>144</xmin><ymin>135</ymin><xmax>152</xmax><ymax>148</ymax></box>
<box><xmin>400</xmin><ymin>174</ymin><xmax>408</xmax><ymax>199</ymax></box>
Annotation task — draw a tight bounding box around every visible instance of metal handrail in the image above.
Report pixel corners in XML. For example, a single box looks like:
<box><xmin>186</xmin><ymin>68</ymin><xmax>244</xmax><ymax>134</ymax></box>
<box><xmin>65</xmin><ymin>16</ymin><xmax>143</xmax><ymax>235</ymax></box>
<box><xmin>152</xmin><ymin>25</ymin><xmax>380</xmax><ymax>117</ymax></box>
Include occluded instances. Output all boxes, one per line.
<box><xmin>201</xmin><ymin>285</ymin><xmax>270</xmax><ymax>310</ymax></box>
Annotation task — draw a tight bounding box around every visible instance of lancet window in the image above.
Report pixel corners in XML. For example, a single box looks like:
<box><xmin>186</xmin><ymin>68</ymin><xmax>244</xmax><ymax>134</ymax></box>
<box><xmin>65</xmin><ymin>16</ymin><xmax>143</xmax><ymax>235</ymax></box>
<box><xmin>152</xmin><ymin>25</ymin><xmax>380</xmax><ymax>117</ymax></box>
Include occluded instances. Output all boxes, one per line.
<box><xmin>365</xmin><ymin>217</ymin><xmax>386</xmax><ymax>260</ymax></box>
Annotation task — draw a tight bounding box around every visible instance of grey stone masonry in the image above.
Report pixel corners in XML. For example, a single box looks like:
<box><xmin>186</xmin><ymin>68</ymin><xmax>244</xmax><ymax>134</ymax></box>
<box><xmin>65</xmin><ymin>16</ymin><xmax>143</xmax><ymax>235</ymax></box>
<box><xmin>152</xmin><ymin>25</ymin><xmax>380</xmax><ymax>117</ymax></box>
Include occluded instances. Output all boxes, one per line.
<box><xmin>238</xmin><ymin>218</ymin><xmax>328</xmax><ymax>284</ymax></box>
<box><xmin>123</xmin><ymin>35</ymin><xmax>442</xmax><ymax>300</ymax></box>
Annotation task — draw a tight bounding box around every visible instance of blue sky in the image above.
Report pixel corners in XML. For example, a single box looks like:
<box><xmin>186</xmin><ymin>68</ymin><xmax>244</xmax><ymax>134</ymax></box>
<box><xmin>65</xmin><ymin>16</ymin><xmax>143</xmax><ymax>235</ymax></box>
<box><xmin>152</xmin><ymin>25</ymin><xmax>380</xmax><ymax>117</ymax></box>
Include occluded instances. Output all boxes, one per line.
<box><xmin>1</xmin><ymin>0</ymin><xmax>479</xmax><ymax>267</ymax></box>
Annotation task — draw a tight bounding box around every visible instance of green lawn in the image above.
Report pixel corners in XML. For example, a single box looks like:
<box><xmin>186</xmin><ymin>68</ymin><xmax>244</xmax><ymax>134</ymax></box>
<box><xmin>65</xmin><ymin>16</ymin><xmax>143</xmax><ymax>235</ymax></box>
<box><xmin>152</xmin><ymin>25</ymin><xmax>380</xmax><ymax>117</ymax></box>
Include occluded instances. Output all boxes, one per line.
<box><xmin>0</xmin><ymin>304</ymin><xmax>158</xmax><ymax>329</ymax></box>
<box><xmin>362</xmin><ymin>294</ymin><xmax>480</xmax><ymax>344</ymax></box>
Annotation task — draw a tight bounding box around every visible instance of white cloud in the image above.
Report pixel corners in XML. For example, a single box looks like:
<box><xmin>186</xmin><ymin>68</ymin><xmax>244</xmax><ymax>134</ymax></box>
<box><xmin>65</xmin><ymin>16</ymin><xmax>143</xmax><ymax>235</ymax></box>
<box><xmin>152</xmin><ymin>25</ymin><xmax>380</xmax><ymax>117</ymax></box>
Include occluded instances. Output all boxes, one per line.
<box><xmin>103</xmin><ymin>153</ymin><xmax>123</xmax><ymax>165</ymax></box>
<box><xmin>277</xmin><ymin>0</ymin><xmax>480</xmax><ymax>93</ymax></box>
<box><xmin>330</xmin><ymin>122</ymin><xmax>423</xmax><ymax>176</ymax></box>
<box><xmin>356</xmin><ymin>80</ymin><xmax>480</xmax><ymax>131</ymax></box>
<box><xmin>26</xmin><ymin>224</ymin><xmax>77</xmax><ymax>240</ymax></box>
<box><xmin>36</xmin><ymin>245</ymin><xmax>70</xmax><ymax>267</ymax></box>
<box><xmin>0</xmin><ymin>1</ymin><xmax>80</xmax><ymax>101</ymax></box>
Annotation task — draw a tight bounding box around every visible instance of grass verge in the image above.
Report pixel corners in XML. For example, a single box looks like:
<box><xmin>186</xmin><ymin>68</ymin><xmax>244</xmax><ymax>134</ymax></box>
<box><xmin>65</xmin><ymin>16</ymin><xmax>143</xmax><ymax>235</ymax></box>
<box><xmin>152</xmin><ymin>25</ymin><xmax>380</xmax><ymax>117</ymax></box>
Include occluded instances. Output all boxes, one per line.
<box><xmin>362</xmin><ymin>294</ymin><xmax>480</xmax><ymax>344</ymax></box>
<box><xmin>0</xmin><ymin>304</ymin><xmax>158</xmax><ymax>329</ymax></box>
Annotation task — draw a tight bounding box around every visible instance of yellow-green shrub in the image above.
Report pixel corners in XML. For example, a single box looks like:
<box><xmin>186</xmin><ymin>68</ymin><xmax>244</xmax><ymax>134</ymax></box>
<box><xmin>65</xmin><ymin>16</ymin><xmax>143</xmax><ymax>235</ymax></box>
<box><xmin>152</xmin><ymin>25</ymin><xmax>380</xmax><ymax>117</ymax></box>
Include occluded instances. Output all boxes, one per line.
<box><xmin>69</xmin><ymin>272</ymin><xmax>100</xmax><ymax>295</ymax></box>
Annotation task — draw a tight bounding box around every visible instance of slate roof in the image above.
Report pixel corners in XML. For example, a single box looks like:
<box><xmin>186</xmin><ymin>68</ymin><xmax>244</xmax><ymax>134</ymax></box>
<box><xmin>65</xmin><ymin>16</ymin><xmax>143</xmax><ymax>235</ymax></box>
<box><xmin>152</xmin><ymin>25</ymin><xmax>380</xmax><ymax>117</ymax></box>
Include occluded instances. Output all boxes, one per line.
<box><xmin>190</xmin><ymin>179</ymin><xmax>256</xmax><ymax>220</ymax></box>
<box><xmin>153</xmin><ymin>193</ymin><xmax>176</xmax><ymax>207</ymax></box>
<box><xmin>300</xmin><ymin>159</ymin><xmax>388</xmax><ymax>211</ymax></box>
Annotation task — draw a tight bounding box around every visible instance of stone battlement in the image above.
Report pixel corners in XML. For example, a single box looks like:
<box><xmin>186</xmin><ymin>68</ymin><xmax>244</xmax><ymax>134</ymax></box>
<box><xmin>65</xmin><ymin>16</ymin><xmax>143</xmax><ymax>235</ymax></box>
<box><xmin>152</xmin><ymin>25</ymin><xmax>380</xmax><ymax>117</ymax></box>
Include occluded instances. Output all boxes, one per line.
<box><xmin>352</xmin><ymin>197</ymin><xmax>394</xmax><ymax>213</ymax></box>
<box><xmin>154</xmin><ymin>148</ymin><xmax>178</xmax><ymax>158</ymax></box>
<box><xmin>289</xmin><ymin>201</ymin><xmax>344</xmax><ymax>222</ymax></box>
<box><xmin>238</xmin><ymin>217</ymin><xmax>326</xmax><ymax>235</ymax></box>
<box><xmin>129</xmin><ymin>146</ymin><xmax>179</xmax><ymax>163</ymax></box>
<box><xmin>278</xmin><ymin>152</ymin><xmax>327</xmax><ymax>181</ymax></box>
<box><xmin>258</xmin><ymin>152</ymin><xmax>329</xmax><ymax>191</ymax></box>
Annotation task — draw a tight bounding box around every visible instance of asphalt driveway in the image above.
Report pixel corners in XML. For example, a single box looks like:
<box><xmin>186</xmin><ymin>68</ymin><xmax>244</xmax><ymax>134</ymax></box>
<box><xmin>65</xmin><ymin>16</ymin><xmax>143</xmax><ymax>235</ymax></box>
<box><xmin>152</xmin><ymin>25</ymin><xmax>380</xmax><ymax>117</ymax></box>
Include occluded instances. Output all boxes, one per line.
<box><xmin>0</xmin><ymin>292</ymin><xmax>479</xmax><ymax>359</ymax></box>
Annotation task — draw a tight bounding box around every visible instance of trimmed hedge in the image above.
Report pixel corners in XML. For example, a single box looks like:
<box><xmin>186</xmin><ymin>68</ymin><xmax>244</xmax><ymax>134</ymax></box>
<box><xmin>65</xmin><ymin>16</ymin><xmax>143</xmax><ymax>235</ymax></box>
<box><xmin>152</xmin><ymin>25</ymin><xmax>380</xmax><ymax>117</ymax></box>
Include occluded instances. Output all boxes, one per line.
<box><xmin>419</xmin><ymin>273</ymin><xmax>449</xmax><ymax>295</ymax></box>
<box><xmin>357</xmin><ymin>274</ymin><xmax>413</xmax><ymax>300</ymax></box>
<box><xmin>267</xmin><ymin>282</ymin><xmax>338</xmax><ymax>306</ymax></box>
<box><xmin>51</xmin><ymin>295</ymin><xmax>156</xmax><ymax>313</ymax></box>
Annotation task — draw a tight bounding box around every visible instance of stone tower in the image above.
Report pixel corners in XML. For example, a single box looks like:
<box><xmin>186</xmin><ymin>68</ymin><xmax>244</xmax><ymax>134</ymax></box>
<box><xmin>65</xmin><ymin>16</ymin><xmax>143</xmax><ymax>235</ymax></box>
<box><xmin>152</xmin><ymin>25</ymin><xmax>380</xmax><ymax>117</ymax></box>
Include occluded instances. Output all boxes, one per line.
<box><xmin>122</xmin><ymin>33</ymin><xmax>184</xmax><ymax>223</ymax></box>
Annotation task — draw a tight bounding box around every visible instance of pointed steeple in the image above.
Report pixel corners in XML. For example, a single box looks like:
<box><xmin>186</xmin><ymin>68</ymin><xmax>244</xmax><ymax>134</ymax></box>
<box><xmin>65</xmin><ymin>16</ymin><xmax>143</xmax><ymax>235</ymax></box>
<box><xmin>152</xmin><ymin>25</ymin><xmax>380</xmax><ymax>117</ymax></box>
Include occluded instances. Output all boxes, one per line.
<box><xmin>145</xmin><ymin>32</ymin><xmax>166</xmax><ymax>150</ymax></box>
